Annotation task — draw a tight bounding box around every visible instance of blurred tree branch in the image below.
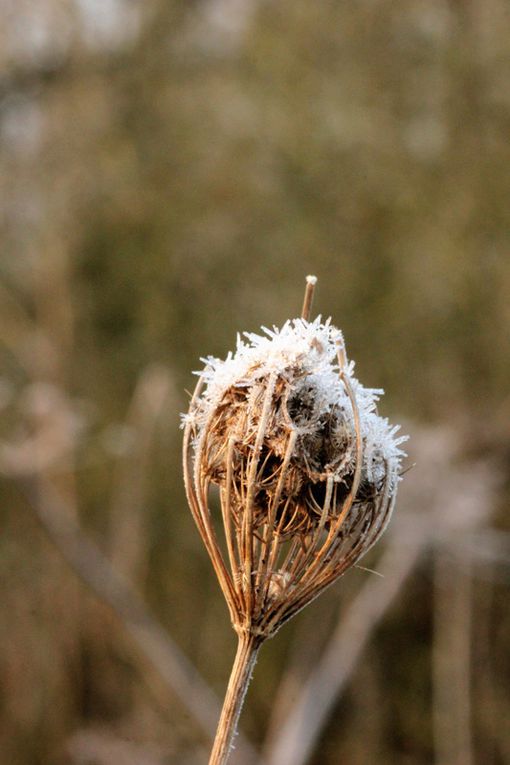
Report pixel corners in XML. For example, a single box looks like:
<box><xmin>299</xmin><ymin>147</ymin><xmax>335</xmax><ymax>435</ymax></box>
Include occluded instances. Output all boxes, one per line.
<box><xmin>263</xmin><ymin>519</ymin><xmax>429</xmax><ymax>765</ymax></box>
<box><xmin>109</xmin><ymin>364</ymin><xmax>175</xmax><ymax>582</ymax></box>
<box><xmin>14</xmin><ymin>476</ymin><xmax>262</xmax><ymax>765</ymax></box>
<box><xmin>433</xmin><ymin>543</ymin><xmax>474</xmax><ymax>765</ymax></box>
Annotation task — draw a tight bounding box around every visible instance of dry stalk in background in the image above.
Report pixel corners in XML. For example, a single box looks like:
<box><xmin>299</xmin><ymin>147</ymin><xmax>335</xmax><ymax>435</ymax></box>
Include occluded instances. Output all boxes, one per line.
<box><xmin>433</xmin><ymin>545</ymin><xmax>474</xmax><ymax>765</ymax></box>
<box><xmin>110</xmin><ymin>364</ymin><xmax>175</xmax><ymax>581</ymax></box>
<box><xmin>17</xmin><ymin>477</ymin><xmax>225</xmax><ymax>740</ymax></box>
<box><xmin>182</xmin><ymin>276</ymin><xmax>407</xmax><ymax>765</ymax></box>
<box><xmin>263</xmin><ymin>517</ymin><xmax>429</xmax><ymax>765</ymax></box>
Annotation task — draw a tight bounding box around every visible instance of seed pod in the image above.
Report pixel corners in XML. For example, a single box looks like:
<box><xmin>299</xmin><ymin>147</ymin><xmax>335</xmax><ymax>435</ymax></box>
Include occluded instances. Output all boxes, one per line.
<box><xmin>183</xmin><ymin>305</ymin><xmax>406</xmax><ymax>641</ymax></box>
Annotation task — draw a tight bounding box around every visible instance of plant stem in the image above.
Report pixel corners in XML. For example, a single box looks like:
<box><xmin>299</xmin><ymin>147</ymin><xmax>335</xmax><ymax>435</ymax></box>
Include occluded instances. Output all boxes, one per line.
<box><xmin>301</xmin><ymin>274</ymin><xmax>317</xmax><ymax>321</ymax></box>
<box><xmin>209</xmin><ymin>631</ymin><xmax>261</xmax><ymax>765</ymax></box>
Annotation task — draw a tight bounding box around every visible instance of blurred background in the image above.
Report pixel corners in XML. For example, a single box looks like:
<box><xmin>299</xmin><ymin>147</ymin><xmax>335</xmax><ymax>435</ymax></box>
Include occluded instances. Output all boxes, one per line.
<box><xmin>1</xmin><ymin>1</ymin><xmax>510</xmax><ymax>763</ymax></box>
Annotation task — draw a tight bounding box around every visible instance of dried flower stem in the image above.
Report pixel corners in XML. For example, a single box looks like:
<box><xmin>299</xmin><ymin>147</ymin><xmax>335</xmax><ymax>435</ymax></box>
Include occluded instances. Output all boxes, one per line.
<box><xmin>209</xmin><ymin>632</ymin><xmax>261</xmax><ymax>765</ymax></box>
<box><xmin>184</xmin><ymin>275</ymin><xmax>406</xmax><ymax>765</ymax></box>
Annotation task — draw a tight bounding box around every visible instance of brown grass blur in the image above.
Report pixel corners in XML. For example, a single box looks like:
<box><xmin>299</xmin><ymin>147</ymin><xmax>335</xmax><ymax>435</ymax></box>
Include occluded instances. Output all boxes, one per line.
<box><xmin>1</xmin><ymin>2</ymin><xmax>509</xmax><ymax>764</ymax></box>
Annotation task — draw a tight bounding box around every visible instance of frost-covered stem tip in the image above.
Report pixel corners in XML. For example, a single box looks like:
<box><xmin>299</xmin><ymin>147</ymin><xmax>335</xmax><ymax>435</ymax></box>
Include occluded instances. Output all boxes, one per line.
<box><xmin>209</xmin><ymin>632</ymin><xmax>260</xmax><ymax>765</ymax></box>
<box><xmin>301</xmin><ymin>274</ymin><xmax>317</xmax><ymax>321</ymax></box>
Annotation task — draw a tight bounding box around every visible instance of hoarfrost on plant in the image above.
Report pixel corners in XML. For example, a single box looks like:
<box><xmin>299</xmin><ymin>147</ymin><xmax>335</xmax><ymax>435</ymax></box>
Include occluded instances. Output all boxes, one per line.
<box><xmin>182</xmin><ymin>317</ymin><xmax>407</xmax><ymax>493</ymax></box>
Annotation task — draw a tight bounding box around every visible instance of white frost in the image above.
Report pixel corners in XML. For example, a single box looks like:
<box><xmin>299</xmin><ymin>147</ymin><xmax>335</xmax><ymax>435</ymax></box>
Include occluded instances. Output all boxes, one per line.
<box><xmin>184</xmin><ymin>317</ymin><xmax>407</xmax><ymax>490</ymax></box>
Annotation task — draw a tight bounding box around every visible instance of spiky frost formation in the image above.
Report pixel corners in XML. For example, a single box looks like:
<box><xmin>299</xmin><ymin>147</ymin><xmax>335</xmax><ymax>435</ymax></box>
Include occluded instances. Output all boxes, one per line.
<box><xmin>183</xmin><ymin>317</ymin><xmax>407</xmax><ymax>637</ymax></box>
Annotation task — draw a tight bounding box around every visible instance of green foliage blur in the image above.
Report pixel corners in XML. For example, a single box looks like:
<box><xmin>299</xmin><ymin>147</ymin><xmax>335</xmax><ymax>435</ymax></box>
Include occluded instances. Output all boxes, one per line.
<box><xmin>1</xmin><ymin>1</ymin><xmax>509</xmax><ymax>764</ymax></box>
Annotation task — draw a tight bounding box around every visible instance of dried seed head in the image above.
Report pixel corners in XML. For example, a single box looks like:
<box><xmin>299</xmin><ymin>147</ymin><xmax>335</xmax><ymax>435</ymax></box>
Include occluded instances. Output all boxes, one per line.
<box><xmin>183</xmin><ymin>311</ymin><xmax>407</xmax><ymax>639</ymax></box>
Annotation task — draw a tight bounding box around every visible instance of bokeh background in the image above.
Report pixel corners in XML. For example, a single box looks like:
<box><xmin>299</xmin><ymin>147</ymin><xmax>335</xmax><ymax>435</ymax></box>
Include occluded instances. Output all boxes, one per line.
<box><xmin>1</xmin><ymin>1</ymin><xmax>510</xmax><ymax>764</ymax></box>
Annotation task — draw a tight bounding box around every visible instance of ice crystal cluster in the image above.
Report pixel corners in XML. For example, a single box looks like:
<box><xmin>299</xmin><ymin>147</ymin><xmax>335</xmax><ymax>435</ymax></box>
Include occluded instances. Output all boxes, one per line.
<box><xmin>183</xmin><ymin>316</ymin><xmax>407</xmax><ymax>637</ymax></box>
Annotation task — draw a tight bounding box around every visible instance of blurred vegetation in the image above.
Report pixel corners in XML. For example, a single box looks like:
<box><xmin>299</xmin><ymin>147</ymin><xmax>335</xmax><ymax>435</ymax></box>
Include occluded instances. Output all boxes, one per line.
<box><xmin>1</xmin><ymin>1</ymin><xmax>510</xmax><ymax>764</ymax></box>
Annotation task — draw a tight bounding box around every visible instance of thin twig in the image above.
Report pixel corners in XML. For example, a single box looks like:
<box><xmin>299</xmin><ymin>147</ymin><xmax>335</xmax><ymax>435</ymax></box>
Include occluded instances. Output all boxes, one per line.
<box><xmin>301</xmin><ymin>275</ymin><xmax>317</xmax><ymax>321</ymax></box>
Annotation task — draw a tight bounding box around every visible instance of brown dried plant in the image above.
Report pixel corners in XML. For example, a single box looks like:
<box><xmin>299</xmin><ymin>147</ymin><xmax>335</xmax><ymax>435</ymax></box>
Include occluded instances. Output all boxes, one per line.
<box><xmin>182</xmin><ymin>276</ymin><xmax>406</xmax><ymax>765</ymax></box>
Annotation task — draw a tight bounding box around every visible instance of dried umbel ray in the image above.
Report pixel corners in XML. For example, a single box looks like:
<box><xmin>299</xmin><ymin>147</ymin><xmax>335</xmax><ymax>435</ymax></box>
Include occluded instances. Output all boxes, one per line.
<box><xmin>182</xmin><ymin>276</ymin><xmax>407</xmax><ymax>765</ymax></box>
